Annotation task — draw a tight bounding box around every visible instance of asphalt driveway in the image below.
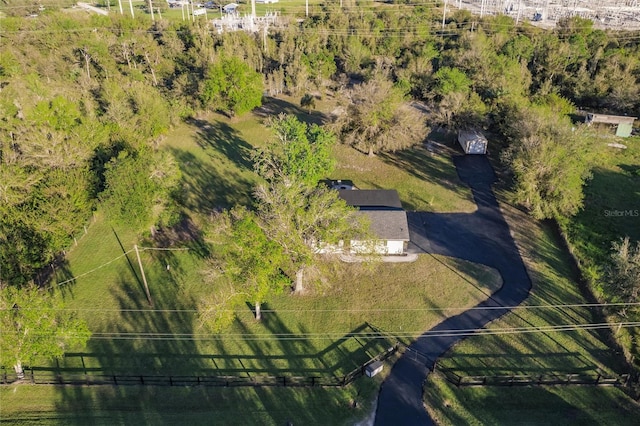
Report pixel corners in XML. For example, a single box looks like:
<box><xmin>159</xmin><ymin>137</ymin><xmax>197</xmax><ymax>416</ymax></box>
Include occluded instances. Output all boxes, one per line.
<box><xmin>374</xmin><ymin>155</ymin><xmax>532</xmax><ymax>425</ymax></box>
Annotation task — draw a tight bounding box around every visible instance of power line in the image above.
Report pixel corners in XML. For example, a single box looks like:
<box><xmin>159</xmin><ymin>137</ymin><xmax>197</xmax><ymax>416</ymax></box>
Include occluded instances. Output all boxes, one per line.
<box><xmin>2</xmin><ymin>23</ymin><xmax>639</xmax><ymax>43</ymax></box>
<box><xmin>6</xmin><ymin>301</ymin><xmax>640</xmax><ymax>314</ymax></box>
<box><xmin>53</xmin><ymin>249</ymin><xmax>135</xmax><ymax>287</ymax></box>
<box><xmin>50</xmin><ymin>246</ymin><xmax>189</xmax><ymax>288</ymax></box>
<box><xmin>12</xmin><ymin>321</ymin><xmax>640</xmax><ymax>341</ymax></box>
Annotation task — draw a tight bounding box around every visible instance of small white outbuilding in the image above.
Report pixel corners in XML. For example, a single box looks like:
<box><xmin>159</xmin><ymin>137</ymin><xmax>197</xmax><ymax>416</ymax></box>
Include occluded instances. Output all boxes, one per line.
<box><xmin>458</xmin><ymin>129</ymin><xmax>488</xmax><ymax>155</ymax></box>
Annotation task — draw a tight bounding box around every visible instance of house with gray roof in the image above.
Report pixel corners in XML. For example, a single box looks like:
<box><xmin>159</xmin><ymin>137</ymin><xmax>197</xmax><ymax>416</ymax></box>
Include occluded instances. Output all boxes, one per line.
<box><xmin>337</xmin><ymin>189</ymin><xmax>410</xmax><ymax>255</ymax></box>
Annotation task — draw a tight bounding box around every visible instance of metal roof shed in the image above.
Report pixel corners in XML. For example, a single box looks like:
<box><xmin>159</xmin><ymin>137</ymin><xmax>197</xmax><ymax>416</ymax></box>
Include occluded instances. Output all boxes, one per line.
<box><xmin>458</xmin><ymin>130</ymin><xmax>487</xmax><ymax>155</ymax></box>
<box><xmin>585</xmin><ymin>113</ymin><xmax>636</xmax><ymax>138</ymax></box>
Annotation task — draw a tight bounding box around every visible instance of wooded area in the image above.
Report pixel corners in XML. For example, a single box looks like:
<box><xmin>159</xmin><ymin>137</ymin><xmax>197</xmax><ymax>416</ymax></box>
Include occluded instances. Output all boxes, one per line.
<box><xmin>1</xmin><ymin>1</ymin><xmax>640</xmax><ymax>380</ymax></box>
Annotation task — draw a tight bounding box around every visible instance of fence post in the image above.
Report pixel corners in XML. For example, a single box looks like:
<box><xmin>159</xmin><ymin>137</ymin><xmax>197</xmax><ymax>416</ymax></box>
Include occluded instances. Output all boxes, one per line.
<box><xmin>30</xmin><ymin>368</ymin><xmax>35</xmax><ymax>384</ymax></box>
<box><xmin>140</xmin><ymin>375</ymin><xmax>144</xmax><ymax>385</ymax></box>
<box><xmin>457</xmin><ymin>375</ymin><xmax>462</xmax><ymax>387</ymax></box>
<box><xmin>169</xmin><ymin>376</ymin><xmax>173</xmax><ymax>386</ymax></box>
<box><xmin>113</xmin><ymin>375</ymin><xmax>118</xmax><ymax>386</ymax></box>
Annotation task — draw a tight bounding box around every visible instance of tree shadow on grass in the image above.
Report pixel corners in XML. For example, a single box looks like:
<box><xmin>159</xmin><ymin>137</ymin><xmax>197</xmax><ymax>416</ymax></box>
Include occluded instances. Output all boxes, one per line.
<box><xmin>254</xmin><ymin>96</ymin><xmax>329</xmax><ymax>127</ymax></box>
<box><xmin>569</xmin><ymin>166</ymin><xmax>640</xmax><ymax>264</ymax></box>
<box><xmin>378</xmin><ymin>145</ymin><xmax>472</xmax><ymax>211</ymax></box>
<box><xmin>424</xmin><ymin>380</ymin><xmax>621</xmax><ymax>426</ymax></box>
<box><xmin>50</xmin><ymin>313</ymin><xmax>384</xmax><ymax>424</ymax></box>
<box><xmin>170</xmin><ymin>148</ymin><xmax>254</xmax><ymax>214</ymax></box>
<box><xmin>49</xmin><ymin>381</ymin><xmax>368</xmax><ymax>425</ymax></box>
<box><xmin>44</xmin><ymin>254</ymin><xmax>74</xmax><ymax>295</ymax></box>
<box><xmin>145</xmin><ymin>214</ymin><xmax>211</xmax><ymax>261</ymax></box>
<box><xmin>186</xmin><ymin>118</ymin><xmax>254</xmax><ymax>171</ymax></box>
<box><xmin>72</xmin><ymin>269</ymin><xmax>203</xmax><ymax>375</ymax></box>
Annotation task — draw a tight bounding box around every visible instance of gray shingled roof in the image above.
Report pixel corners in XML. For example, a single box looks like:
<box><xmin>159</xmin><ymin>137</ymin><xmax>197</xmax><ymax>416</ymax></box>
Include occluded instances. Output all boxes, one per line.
<box><xmin>338</xmin><ymin>189</ymin><xmax>410</xmax><ymax>241</ymax></box>
<box><xmin>338</xmin><ymin>189</ymin><xmax>403</xmax><ymax>210</ymax></box>
<box><xmin>356</xmin><ymin>210</ymin><xmax>410</xmax><ymax>241</ymax></box>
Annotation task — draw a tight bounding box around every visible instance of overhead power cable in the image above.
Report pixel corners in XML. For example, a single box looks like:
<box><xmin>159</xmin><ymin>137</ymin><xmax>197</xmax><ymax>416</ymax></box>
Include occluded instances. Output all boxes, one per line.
<box><xmin>5</xmin><ymin>301</ymin><xmax>640</xmax><ymax>314</ymax></box>
<box><xmin>53</xmin><ymin>249</ymin><xmax>135</xmax><ymax>287</ymax></box>
<box><xmin>13</xmin><ymin>321</ymin><xmax>640</xmax><ymax>341</ymax></box>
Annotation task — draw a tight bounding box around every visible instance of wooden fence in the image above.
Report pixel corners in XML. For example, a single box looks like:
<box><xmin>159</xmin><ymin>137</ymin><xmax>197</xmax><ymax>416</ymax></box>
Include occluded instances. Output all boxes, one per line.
<box><xmin>1</xmin><ymin>368</ymin><xmax>340</xmax><ymax>387</ymax></box>
<box><xmin>1</xmin><ymin>341</ymin><xmax>398</xmax><ymax>388</ymax></box>
<box><xmin>436</xmin><ymin>367</ymin><xmax>631</xmax><ymax>388</ymax></box>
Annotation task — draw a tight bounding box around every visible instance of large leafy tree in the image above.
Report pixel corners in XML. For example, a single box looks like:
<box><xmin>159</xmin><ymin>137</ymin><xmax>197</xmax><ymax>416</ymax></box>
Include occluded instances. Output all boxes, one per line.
<box><xmin>605</xmin><ymin>237</ymin><xmax>640</xmax><ymax>319</ymax></box>
<box><xmin>0</xmin><ymin>285</ymin><xmax>91</xmax><ymax>378</ymax></box>
<box><xmin>100</xmin><ymin>149</ymin><xmax>181</xmax><ymax>233</ymax></box>
<box><xmin>253</xmin><ymin>116</ymin><xmax>367</xmax><ymax>293</ymax></box>
<box><xmin>500</xmin><ymin>103</ymin><xmax>600</xmax><ymax>220</ymax></box>
<box><xmin>253</xmin><ymin>114</ymin><xmax>335</xmax><ymax>188</ymax></box>
<box><xmin>200</xmin><ymin>208</ymin><xmax>289</xmax><ymax>329</ymax></box>
<box><xmin>200</xmin><ymin>56</ymin><xmax>263</xmax><ymax>116</ymax></box>
<box><xmin>254</xmin><ymin>182</ymin><xmax>363</xmax><ymax>294</ymax></box>
<box><xmin>333</xmin><ymin>76</ymin><xmax>428</xmax><ymax>156</ymax></box>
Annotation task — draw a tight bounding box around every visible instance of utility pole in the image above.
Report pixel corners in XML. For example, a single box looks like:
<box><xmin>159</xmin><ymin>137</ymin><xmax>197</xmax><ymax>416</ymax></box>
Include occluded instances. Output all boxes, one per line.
<box><xmin>442</xmin><ymin>0</ymin><xmax>448</xmax><ymax>31</ymax></box>
<box><xmin>118</xmin><ymin>0</ymin><xmax>123</xmax><ymax>14</ymax></box>
<box><xmin>543</xmin><ymin>0</ymin><xmax>550</xmax><ymax>20</ymax></box>
<box><xmin>128</xmin><ymin>0</ymin><xmax>135</xmax><ymax>18</ymax></box>
<box><xmin>148</xmin><ymin>0</ymin><xmax>155</xmax><ymax>21</ymax></box>
<box><xmin>263</xmin><ymin>24</ymin><xmax>268</xmax><ymax>53</ymax></box>
<box><xmin>305</xmin><ymin>0</ymin><xmax>309</xmax><ymax>17</ymax></box>
<box><xmin>134</xmin><ymin>245</ymin><xmax>153</xmax><ymax>307</ymax></box>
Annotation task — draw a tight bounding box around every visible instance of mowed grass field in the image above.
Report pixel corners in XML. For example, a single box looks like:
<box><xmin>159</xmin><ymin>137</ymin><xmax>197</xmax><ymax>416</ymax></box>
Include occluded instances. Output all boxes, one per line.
<box><xmin>1</xmin><ymin>97</ymin><xmax>491</xmax><ymax>425</ymax></box>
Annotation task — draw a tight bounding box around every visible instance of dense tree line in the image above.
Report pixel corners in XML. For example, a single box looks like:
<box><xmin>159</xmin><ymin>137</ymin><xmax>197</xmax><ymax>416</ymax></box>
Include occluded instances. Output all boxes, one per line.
<box><xmin>1</xmin><ymin>5</ymin><xmax>639</xmax><ymax>289</ymax></box>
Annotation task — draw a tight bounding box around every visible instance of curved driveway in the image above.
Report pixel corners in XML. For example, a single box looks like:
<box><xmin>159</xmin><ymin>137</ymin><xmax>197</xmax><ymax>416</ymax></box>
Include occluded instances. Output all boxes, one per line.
<box><xmin>374</xmin><ymin>155</ymin><xmax>532</xmax><ymax>425</ymax></box>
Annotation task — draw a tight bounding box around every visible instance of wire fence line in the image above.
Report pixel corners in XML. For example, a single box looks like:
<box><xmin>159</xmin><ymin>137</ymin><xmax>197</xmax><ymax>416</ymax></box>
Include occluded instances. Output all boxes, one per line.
<box><xmin>366</xmin><ymin>323</ymin><xmax>639</xmax><ymax>395</ymax></box>
<box><xmin>0</xmin><ymin>337</ymin><xmax>399</xmax><ymax>389</ymax></box>
<box><xmin>434</xmin><ymin>367</ymin><xmax>633</xmax><ymax>389</ymax></box>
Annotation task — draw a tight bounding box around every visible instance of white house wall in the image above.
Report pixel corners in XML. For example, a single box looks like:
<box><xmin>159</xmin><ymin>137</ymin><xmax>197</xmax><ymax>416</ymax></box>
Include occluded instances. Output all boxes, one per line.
<box><xmin>350</xmin><ymin>240</ymin><xmax>404</xmax><ymax>255</ymax></box>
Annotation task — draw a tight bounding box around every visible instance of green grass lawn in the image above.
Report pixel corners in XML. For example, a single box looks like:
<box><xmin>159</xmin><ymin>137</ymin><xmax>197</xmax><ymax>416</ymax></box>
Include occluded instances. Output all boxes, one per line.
<box><xmin>1</xmin><ymin>96</ymin><xmax>493</xmax><ymax>424</ymax></box>
<box><xmin>559</xmin><ymin>136</ymin><xmax>640</xmax><ymax>361</ymax></box>
<box><xmin>563</xmin><ymin>136</ymin><xmax>640</xmax><ymax>252</ymax></box>
<box><xmin>422</xmin><ymin>183</ymin><xmax>639</xmax><ymax>424</ymax></box>
<box><xmin>424</xmin><ymin>378</ymin><xmax>640</xmax><ymax>426</ymax></box>
<box><xmin>6</xmin><ymin>96</ymin><xmax>638</xmax><ymax>424</ymax></box>
<box><xmin>0</xmin><ymin>384</ymin><xmax>377</xmax><ymax>425</ymax></box>
<box><xmin>562</xmin><ymin>136</ymin><xmax>640</xmax><ymax>266</ymax></box>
